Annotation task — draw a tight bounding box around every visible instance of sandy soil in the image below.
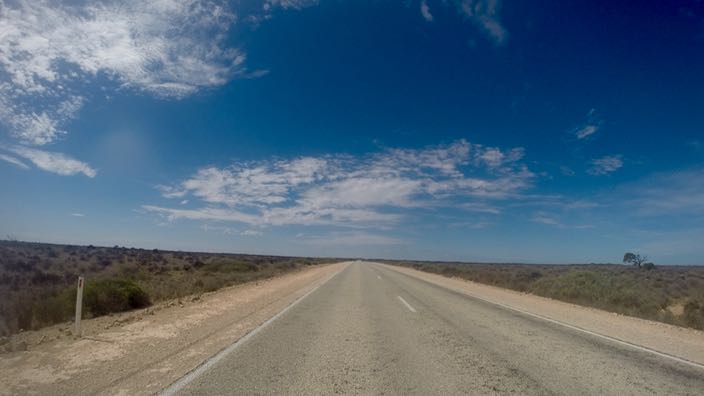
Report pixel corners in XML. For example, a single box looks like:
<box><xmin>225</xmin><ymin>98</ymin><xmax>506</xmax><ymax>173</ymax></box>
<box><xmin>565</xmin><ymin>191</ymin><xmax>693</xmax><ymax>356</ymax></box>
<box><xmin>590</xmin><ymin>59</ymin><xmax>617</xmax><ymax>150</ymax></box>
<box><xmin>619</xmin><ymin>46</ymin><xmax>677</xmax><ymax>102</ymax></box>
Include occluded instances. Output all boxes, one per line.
<box><xmin>0</xmin><ymin>262</ymin><xmax>347</xmax><ymax>395</ymax></box>
<box><xmin>383</xmin><ymin>263</ymin><xmax>704</xmax><ymax>367</ymax></box>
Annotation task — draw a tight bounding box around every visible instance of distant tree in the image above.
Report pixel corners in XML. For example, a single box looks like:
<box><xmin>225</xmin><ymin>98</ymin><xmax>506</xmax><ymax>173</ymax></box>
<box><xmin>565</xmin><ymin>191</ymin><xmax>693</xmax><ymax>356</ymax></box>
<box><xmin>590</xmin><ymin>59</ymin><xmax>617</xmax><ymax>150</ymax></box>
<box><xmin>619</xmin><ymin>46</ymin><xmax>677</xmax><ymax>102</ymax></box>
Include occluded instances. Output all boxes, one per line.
<box><xmin>623</xmin><ymin>252</ymin><xmax>648</xmax><ymax>268</ymax></box>
<box><xmin>643</xmin><ymin>262</ymin><xmax>656</xmax><ymax>270</ymax></box>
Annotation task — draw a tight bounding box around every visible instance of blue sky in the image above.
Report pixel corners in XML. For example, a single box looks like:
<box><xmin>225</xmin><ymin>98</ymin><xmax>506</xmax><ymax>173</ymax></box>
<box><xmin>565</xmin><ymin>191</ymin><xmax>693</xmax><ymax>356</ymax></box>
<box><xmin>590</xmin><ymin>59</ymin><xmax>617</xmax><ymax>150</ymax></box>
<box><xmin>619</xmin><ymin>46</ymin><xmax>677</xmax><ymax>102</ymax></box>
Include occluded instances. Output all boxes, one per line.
<box><xmin>1</xmin><ymin>0</ymin><xmax>703</xmax><ymax>264</ymax></box>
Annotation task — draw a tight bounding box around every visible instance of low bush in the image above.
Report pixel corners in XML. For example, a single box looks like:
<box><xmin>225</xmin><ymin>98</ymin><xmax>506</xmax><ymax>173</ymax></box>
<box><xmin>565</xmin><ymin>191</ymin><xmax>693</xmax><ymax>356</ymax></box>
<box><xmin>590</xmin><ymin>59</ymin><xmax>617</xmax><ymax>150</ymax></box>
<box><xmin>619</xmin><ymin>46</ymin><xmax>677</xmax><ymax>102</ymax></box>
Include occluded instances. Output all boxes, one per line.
<box><xmin>0</xmin><ymin>241</ymin><xmax>333</xmax><ymax>336</ymax></box>
<box><xmin>83</xmin><ymin>279</ymin><xmax>151</xmax><ymax>316</ymax></box>
<box><xmin>385</xmin><ymin>260</ymin><xmax>704</xmax><ymax>330</ymax></box>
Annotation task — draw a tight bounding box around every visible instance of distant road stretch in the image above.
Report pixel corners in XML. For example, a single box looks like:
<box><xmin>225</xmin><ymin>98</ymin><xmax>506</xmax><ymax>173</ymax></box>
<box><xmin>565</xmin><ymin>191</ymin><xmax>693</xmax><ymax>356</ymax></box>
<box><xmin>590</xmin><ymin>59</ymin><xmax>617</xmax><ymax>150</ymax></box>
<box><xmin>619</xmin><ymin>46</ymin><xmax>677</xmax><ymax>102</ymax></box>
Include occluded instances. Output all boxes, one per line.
<box><xmin>166</xmin><ymin>262</ymin><xmax>704</xmax><ymax>395</ymax></box>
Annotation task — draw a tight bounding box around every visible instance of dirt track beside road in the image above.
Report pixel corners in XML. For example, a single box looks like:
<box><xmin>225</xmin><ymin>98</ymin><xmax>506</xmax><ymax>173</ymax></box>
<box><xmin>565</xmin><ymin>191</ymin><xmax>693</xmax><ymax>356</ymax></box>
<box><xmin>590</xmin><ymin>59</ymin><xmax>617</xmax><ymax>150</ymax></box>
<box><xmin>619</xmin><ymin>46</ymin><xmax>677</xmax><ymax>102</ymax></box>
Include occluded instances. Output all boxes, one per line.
<box><xmin>0</xmin><ymin>262</ymin><xmax>347</xmax><ymax>395</ymax></box>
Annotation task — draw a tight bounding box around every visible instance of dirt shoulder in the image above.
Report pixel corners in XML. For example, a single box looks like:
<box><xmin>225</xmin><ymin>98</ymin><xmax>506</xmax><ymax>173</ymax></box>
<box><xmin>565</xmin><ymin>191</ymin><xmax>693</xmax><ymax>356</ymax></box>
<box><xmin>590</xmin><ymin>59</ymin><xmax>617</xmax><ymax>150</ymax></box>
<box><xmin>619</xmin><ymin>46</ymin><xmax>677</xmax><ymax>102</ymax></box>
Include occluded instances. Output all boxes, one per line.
<box><xmin>381</xmin><ymin>263</ymin><xmax>704</xmax><ymax>367</ymax></box>
<box><xmin>0</xmin><ymin>262</ymin><xmax>347</xmax><ymax>396</ymax></box>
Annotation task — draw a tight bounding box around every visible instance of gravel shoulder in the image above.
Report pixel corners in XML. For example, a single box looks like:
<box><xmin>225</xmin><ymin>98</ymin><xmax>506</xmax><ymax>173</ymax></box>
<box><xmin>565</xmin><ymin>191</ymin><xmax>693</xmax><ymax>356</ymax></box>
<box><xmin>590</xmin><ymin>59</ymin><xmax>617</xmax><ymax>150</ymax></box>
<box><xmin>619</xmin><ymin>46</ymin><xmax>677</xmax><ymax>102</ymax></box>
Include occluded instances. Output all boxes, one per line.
<box><xmin>0</xmin><ymin>262</ymin><xmax>347</xmax><ymax>395</ymax></box>
<box><xmin>381</xmin><ymin>263</ymin><xmax>704</xmax><ymax>367</ymax></box>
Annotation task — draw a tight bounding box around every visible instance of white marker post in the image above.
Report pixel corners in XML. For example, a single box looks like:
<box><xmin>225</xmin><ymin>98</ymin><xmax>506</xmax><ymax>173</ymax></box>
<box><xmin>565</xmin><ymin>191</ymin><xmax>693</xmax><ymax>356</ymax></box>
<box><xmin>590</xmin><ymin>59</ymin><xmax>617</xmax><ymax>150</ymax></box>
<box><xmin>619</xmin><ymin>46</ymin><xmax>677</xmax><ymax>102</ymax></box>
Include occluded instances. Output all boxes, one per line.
<box><xmin>74</xmin><ymin>276</ymin><xmax>84</xmax><ymax>337</ymax></box>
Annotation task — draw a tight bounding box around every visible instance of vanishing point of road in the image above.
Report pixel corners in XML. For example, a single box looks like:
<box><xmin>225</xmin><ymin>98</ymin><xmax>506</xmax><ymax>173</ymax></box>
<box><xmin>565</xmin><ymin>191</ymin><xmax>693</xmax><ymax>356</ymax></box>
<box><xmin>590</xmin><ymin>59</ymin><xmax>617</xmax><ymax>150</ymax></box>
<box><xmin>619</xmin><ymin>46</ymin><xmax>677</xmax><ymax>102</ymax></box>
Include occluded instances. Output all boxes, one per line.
<box><xmin>167</xmin><ymin>262</ymin><xmax>704</xmax><ymax>395</ymax></box>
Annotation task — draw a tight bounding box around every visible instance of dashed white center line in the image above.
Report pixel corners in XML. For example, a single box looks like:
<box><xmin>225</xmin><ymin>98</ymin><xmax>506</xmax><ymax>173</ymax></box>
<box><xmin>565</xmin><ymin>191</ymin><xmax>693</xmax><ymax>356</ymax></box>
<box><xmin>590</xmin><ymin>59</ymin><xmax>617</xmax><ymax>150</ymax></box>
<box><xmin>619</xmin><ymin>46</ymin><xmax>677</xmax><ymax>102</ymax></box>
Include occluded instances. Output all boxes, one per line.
<box><xmin>397</xmin><ymin>296</ymin><xmax>417</xmax><ymax>313</ymax></box>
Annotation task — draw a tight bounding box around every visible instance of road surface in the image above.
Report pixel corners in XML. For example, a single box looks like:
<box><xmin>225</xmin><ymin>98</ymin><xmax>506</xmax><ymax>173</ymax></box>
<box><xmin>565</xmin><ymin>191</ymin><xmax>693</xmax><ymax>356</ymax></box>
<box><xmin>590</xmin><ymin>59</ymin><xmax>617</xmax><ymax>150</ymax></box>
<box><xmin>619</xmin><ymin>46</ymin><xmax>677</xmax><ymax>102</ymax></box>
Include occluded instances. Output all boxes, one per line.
<box><xmin>168</xmin><ymin>262</ymin><xmax>704</xmax><ymax>395</ymax></box>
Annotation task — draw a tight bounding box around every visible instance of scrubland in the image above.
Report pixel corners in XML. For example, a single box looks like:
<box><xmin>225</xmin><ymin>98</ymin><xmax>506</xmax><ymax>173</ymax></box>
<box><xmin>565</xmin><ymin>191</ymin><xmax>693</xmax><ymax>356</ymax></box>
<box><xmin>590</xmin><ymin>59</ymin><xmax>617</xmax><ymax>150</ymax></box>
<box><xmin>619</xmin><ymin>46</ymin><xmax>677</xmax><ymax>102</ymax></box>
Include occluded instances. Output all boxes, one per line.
<box><xmin>386</xmin><ymin>260</ymin><xmax>704</xmax><ymax>330</ymax></box>
<box><xmin>0</xmin><ymin>241</ymin><xmax>332</xmax><ymax>336</ymax></box>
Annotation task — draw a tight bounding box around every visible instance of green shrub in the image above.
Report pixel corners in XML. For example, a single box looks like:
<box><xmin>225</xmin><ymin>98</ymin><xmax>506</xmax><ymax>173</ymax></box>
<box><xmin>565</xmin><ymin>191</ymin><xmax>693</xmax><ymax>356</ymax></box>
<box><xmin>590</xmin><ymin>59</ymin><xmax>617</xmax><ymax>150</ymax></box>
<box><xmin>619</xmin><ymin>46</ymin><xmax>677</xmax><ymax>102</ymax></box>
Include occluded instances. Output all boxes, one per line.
<box><xmin>83</xmin><ymin>279</ymin><xmax>151</xmax><ymax>316</ymax></box>
<box><xmin>684</xmin><ymin>301</ymin><xmax>703</xmax><ymax>328</ymax></box>
<box><xmin>32</xmin><ymin>288</ymin><xmax>74</xmax><ymax>326</ymax></box>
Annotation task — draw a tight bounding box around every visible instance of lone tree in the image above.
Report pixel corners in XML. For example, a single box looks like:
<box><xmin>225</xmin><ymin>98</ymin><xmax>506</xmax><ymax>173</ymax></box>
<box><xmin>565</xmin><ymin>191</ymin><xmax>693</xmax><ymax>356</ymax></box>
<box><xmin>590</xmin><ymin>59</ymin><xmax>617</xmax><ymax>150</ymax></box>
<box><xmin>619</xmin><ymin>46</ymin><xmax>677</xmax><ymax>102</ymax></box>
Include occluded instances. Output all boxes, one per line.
<box><xmin>623</xmin><ymin>252</ymin><xmax>648</xmax><ymax>268</ymax></box>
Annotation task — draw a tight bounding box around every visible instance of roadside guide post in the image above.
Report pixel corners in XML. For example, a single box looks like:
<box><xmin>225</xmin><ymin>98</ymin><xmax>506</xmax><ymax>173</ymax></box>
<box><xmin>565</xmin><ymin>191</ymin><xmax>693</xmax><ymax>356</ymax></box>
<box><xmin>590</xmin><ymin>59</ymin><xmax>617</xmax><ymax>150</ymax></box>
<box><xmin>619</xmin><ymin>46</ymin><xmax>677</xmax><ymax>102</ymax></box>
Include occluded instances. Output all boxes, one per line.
<box><xmin>74</xmin><ymin>276</ymin><xmax>84</xmax><ymax>337</ymax></box>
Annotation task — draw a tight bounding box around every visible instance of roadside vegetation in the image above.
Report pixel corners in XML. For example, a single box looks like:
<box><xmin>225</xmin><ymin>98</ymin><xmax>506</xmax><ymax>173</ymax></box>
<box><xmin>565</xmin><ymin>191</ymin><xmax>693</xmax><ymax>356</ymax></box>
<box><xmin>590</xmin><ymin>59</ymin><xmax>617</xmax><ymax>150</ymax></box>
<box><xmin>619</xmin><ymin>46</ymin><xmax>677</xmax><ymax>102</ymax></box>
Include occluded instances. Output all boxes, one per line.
<box><xmin>0</xmin><ymin>240</ymin><xmax>333</xmax><ymax>336</ymax></box>
<box><xmin>385</xmin><ymin>258</ymin><xmax>704</xmax><ymax>330</ymax></box>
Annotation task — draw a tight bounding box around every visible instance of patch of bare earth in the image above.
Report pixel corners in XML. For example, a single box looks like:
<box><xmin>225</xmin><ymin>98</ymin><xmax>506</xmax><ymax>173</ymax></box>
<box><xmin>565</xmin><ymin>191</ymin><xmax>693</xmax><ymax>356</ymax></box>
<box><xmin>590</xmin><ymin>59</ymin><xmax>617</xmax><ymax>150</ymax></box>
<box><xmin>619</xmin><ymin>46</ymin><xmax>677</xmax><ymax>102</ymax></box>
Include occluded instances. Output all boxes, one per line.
<box><xmin>382</xmin><ymin>263</ymin><xmax>704</xmax><ymax>367</ymax></box>
<box><xmin>0</xmin><ymin>262</ymin><xmax>347</xmax><ymax>395</ymax></box>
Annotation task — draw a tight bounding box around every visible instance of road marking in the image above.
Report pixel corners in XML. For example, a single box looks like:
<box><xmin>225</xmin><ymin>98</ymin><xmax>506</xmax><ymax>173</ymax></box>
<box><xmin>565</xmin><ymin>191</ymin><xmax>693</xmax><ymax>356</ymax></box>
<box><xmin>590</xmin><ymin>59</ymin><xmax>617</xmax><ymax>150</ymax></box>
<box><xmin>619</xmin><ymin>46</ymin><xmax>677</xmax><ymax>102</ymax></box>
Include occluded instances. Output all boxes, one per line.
<box><xmin>397</xmin><ymin>296</ymin><xmax>417</xmax><ymax>313</ymax></box>
<box><xmin>377</xmin><ymin>275</ymin><xmax>382</xmax><ymax>280</ymax></box>
<box><xmin>159</xmin><ymin>264</ymin><xmax>348</xmax><ymax>396</ymax></box>
<box><xmin>380</xmin><ymin>264</ymin><xmax>704</xmax><ymax>372</ymax></box>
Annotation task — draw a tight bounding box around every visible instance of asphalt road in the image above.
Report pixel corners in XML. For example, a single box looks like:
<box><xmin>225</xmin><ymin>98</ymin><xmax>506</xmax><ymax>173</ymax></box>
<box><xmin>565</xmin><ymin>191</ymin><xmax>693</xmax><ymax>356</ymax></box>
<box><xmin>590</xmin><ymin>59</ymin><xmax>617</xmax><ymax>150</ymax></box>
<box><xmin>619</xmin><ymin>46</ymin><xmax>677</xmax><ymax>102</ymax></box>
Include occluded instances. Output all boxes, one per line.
<box><xmin>171</xmin><ymin>262</ymin><xmax>704</xmax><ymax>395</ymax></box>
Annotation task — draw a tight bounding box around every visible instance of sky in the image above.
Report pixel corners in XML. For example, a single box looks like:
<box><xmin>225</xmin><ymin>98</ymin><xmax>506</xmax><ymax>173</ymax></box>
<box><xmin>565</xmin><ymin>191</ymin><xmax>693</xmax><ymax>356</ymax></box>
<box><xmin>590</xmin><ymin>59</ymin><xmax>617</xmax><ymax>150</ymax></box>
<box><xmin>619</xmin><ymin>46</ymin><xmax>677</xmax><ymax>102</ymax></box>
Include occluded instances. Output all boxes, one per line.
<box><xmin>1</xmin><ymin>0</ymin><xmax>703</xmax><ymax>264</ymax></box>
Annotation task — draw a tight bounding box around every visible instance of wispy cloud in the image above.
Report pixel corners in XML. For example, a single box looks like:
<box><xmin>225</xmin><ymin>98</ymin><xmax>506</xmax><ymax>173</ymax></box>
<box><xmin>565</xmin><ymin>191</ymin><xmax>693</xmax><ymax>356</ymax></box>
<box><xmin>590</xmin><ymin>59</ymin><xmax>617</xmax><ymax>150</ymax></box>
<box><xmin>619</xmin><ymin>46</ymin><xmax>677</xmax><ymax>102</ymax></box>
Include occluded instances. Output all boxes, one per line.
<box><xmin>264</xmin><ymin>0</ymin><xmax>319</xmax><ymax>11</ymax></box>
<box><xmin>297</xmin><ymin>231</ymin><xmax>405</xmax><ymax>246</ymax></box>
<box><xmin>420</xmin><ymin>1</ymin><xmax>434</xmax><ymax>22</ymax></box>
<box><xmin>201</xmin><ymin>224</ymin><xmax>237</xmax><ymax>235</ymax></box>
<box><xmin>449</xmin><ymin>220</ymin><xmax>491</xmax><ymax>229</ymax></box>
<box><xmin>588</xmin><ymin>155</ymin><xmax>623</xmax><ymax>175</ymax></box>
<box><xmin>620</xmin><ymin>168</ymin><xmax>704</xmax><ymax>217</ymax></box>
<box><xmin>0</xmin><ymin>0</ymin><xmax>244</xmax><ymax>169</ymax></box>
<box><xmin>70</xmin><ymin>213</ymin><xmax>85</xmax><ymax>217</ymax></box>
<box><xmin>571</xmin><ymin>109</ymin><xmax>602</xmax><ymax>140</ymax></box>
<box><xmin>156</xmin><ymin>185</ymin><xmax>188</xmax><ymax>199</ymax></box>
<box><xmin>145</xmin><ymin>140</ymin><xmax>534</xmax><ymax>228</ymax></box>
<box><xmin>531</xmin><ymin>211</ymin><xmax>561</xmax><ymax>226</ymax></box>
<box><xmin>0</xmin><ymin>153</ymin><xmax>29</xmax><ymax>170</ymax></box>
<box><xmin>455</xmin><ymin>0</ymin><xmax>508</xmax><ymax>44</ymax></box>
<box><xmin>531</xmin><ymin>211</ymin><xmax>593</xmax><ymax>229</ymax></box>
<box><xmin>458</xmin><ymin>202</ymin><xmax>501</xmax><ymax>214</ymax></box>
<box><xmin>5</xmin><ymin>146</ymin><xmax>96</xmax><ymax>177</ymax></box>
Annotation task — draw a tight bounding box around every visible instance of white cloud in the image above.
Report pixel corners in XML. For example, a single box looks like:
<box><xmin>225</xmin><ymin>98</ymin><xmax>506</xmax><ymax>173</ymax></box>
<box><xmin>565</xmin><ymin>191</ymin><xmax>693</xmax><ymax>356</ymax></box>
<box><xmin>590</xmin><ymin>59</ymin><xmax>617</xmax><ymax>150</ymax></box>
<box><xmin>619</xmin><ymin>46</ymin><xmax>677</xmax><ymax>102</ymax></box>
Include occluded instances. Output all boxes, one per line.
<box><xmin>0</xmin><ymin>0</ymin><xmax>242</xmax><ymax>146</ymax></box>
<box><xmin>619</xmin><ymin>168</ymin><xmax>704</xmax><ymax>217</ymax></box>
<box><xmin>531</xmin><ymin>212</ymin><xmax>561</xmax><ymax>226</ymax></box>
<box><xmin>588</xmin><ymin>155</ymin><xmax>623</xmax><ymax>175</ymax></box>
<box><xmin>459</xmin><ymin>202</ymin><xmax>500</xmax><ymax>214</ymax></box>
<box><xmin>421</xmin><ymin>1</ymin><xmax>434</xmax><ymax>22</ymax></box>
<box><xmin>70</xmin><ymin>213</ymin><xmax>85</xmax><ymax>217</ymax></box>
<box><xmin>300</xmin><ymin>177</ymin><xmax>423</xmax><ymax>209</ymax></box>
<box><xmin>575</xmin><ymin>125</ymin><xmax>599</xmax><ymax>139</ymax></box>
<box><xmin>455</xmin><ymin>0</ymin><xmax>507</xmax><ymax>44</ymax></box>
<box><xmin>7</xmin><ymin>146</ymin><xmax>96</xmax><ymax>177</ymax></box>
<box><xmin>571</xmin><ymin>109</ymin><xmax>601</xmax><ymax>140</ymax></box>
<box><xmin>531</xmin><ymin>211</ymin><xmax>593</xmax><ymax>229</ymax></box>
<box><xmin>142</xmin><ymin>205</ymin><xmax>259</xmax><ymax>224</ymax></box>
<box><xmin>0</xmin><ymin>153</ymin><xmax>29</xmax><ymax>169</ymax></box>
<box><xmin>157</xmin><ymin>185</ymin><xmax>188</xmax><ymax>199</ymax></box>
<box><xmin>146</xmin><ymin>140</ymin><xmax>534</xmax><ymax>228</ymax></box>
<box><xmin>240</xmin><ymin>229</ymin><xmax>263</xmax><ymax>236</ymax></box>
<box><xmin>201</xmin><ymin>224</ymin><xmax>236</xmax><ymax>235</ymax></box>
<box><xmin>449</xmin><ymin>221</ymin><xmax>491</xmax><ymax>229</ymax></box>
<box><xmin>264</xmin><ymin>0</ymin><xmax>319</xmax><ymax>11</ymax></box>
<box><xmin>177</xmin><ymin>156</ymin><xmax>329</xmax><ymax>207</ymax></box>
<box><xmin>298</xmin><ymin>231</ymin><xmax>404</xmax><ymax>246</ymax></box>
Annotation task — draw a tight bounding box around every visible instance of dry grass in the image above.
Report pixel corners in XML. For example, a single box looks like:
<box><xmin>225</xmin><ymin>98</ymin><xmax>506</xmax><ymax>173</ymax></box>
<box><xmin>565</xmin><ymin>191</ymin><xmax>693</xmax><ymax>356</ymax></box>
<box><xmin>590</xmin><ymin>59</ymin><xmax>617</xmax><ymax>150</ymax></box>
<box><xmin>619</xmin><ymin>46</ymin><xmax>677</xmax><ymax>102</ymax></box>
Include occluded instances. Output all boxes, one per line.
<box><xmin>385</xmin><ymin>260</ymin><xmax>704</xmax><ymax>330</ymax></box>
<box><xmin>0</xmin><ymin>241</ymin><xmax>334</xmax><ymax>336</ymax></box>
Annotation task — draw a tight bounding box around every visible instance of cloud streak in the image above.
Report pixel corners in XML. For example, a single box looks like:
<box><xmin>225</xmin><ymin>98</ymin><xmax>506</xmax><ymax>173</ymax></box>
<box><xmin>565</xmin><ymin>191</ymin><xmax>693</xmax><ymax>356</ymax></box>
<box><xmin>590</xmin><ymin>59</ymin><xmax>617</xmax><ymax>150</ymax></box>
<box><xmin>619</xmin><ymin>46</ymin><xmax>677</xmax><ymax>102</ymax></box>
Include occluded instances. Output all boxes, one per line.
<box><xmin>455</xmin><ymin>0</ymin><xmax>508</xmax><ymax>44</ymax></box>
<box><xmin>297</xmin><ymin>231</ymin><xmax>405</xmax><ymax>246</ymax></box>
<box><xmin>145</xmin><ymin>140</ymin><xmax>533</xmax><ymax>228</ymax></box>
<box><xmin>4</xmin><ymin>145</ymin><xmax>96</xmax><ymax>177</ymax></box>
<box><xmin>420</xmin><ymin>1</ymin><xmax>434</xmax><ymax>22</ymax></box>
<box><xmin>0</xmin><ymin>153</ymin><xmax>29</xmax><ymax>170</ymax></box>
<box><xmin>571</xmin><ymin>109</ymin><xmax>602</xmax><ymax>140</ymax></box>
<box><xmin>588</xmin><ymin>155</ymin><xmax>623</xmax><ymax>175</ymax></box>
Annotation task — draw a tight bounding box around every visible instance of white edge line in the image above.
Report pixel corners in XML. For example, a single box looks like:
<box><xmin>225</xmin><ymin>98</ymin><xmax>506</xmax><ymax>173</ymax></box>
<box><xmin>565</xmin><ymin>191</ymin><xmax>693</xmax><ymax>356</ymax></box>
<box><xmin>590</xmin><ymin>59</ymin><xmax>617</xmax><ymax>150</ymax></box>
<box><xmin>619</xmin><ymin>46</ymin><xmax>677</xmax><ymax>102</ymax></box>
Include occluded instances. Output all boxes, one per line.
<box><xmin>397</xmin><ymin>295</ymin><xmax>417</xmax><ymax>313</ymax></box>
<box><xmin>379</xmin><ymin>264</ymin><xmax>704</xmax><ymax>371</ymax></box>
<box><xmin>160</xmin><ymin>264</ymin><xmax>347</xmax><ymax>395</ymax></box>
